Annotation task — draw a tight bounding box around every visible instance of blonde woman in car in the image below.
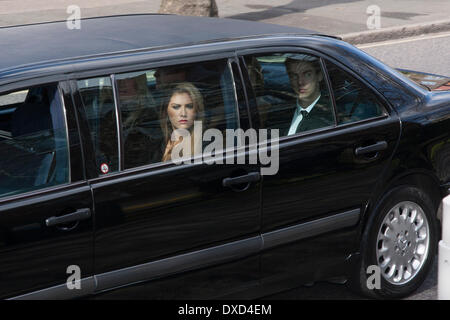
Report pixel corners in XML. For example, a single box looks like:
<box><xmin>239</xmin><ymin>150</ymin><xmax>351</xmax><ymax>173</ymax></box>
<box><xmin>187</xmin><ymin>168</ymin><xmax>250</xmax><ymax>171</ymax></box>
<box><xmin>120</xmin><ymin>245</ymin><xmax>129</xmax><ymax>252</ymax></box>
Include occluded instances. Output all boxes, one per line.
<box><xmin>160</xmin><ymin>82</ymin><xmax>204</xmax><ymax>162</ymax></box>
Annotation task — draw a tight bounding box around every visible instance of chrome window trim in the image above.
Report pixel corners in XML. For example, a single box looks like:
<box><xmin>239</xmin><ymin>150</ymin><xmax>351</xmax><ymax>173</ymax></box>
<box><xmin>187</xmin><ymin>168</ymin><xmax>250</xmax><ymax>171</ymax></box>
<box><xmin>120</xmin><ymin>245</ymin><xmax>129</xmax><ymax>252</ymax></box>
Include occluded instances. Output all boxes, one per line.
<box><xmin>110</xmin><ymin>74</ymin><xmax>123</xmax><ymax>171</ymax></box>
<box><xmin>227</xmin><ymin>58</ymin><xmax>241</xmax><ymax>129</ymax></box>
<box><xmin>58</xmin><ymin>83</ymin><xmax>72</xmax><ymax>183</ymax></box>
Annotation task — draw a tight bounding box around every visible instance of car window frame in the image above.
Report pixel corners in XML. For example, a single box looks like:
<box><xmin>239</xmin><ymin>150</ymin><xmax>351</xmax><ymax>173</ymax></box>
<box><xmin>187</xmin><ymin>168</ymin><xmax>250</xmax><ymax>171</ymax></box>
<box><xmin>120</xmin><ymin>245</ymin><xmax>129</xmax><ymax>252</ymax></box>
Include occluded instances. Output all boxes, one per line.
<box><xmin>320</xmin><ymin>54</ymin><xmax>392</xmax><ymax>128</ymax></box>
<box><xmin>0</xmin><ymin>80</ymin><xmax>79</xmax><ymax>203</ymax></box>
<box><xmin>237</xmin><ymin>46</ymin><xmax>396</xmax><ymax>142</ymax></box>
<box><xmin>71</xmin><ymin>53</ymin><xmax>250</xmax><ymax>182</ymax></box>
<box><xmin>239</xmin><ymin>50</ymin><xmax>338</xmax><ymax>136</ymax></box>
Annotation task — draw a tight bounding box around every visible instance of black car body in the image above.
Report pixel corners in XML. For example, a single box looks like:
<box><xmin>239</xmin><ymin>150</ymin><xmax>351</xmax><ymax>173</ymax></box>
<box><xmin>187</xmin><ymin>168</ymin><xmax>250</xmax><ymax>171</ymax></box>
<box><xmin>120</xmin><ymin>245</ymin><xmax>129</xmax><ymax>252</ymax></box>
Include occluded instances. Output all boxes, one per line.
<box><xmin>0</xmin><ymin>14</ymin><xmax>449</xmax><ymax>299</ymax></box>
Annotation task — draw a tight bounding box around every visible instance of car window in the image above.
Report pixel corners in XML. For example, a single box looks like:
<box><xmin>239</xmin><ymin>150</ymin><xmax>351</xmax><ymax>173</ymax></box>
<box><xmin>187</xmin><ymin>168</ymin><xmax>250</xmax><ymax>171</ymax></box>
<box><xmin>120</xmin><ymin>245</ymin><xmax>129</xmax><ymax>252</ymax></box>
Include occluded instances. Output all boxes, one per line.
<box><xmin>0</xmin><ymin>85</ymin><xmax>69</xmax><ymax>198</ymax></box>
<box><xmin>77</xmin><ymin>77</ymin><xmax>119</xmax><ymax>175</ymax></box>
<box><xmin>115</xmin><ymin>59</ymin><xmax>239</xmax><ymax>169</ymax></box>
<box><xmin>244</xmin><ymin>53</ymin><xmax>335</xmax><ymax>136</ymax></box>
<box><xmin>324</xmin><ymin>60</ymin><xmax>388</xmax><ymax>125</ymax></box>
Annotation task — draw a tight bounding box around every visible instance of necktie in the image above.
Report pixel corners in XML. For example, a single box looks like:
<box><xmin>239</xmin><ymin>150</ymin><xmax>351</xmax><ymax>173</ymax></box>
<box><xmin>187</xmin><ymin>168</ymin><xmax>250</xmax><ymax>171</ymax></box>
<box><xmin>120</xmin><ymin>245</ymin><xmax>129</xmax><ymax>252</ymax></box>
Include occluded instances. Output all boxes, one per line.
<box><xmin>295</xmin><ymin>110</ymin><xmax>309</xmax><ymax>133</ymax></box>
<box><xmin>288</xmin><ymin>109</ymin><xmax>309</xmax><ymax>135</ymax></box>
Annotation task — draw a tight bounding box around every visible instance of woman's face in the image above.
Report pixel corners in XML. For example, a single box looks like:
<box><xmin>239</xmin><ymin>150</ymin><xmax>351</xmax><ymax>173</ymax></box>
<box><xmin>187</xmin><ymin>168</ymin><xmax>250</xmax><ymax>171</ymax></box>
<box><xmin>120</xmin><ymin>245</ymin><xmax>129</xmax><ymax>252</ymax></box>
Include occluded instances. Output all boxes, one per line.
<box><xmin>167</xmin><ymin>92</ymin><xmax>196</xmax><ymax>131</ymax></box>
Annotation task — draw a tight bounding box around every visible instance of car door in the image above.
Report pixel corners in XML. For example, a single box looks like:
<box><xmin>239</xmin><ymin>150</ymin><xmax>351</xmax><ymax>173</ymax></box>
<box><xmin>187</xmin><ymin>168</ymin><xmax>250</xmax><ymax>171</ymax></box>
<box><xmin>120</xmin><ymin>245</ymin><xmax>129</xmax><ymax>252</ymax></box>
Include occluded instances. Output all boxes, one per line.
<box><xmin>0</xmin><ymin>82</ymin><xmax>95</xmax><ymax>299</ymax></box>
<box><xmin>239</xmin><ymin>49</ymin><xmax>401</xmax><ymax>286</ymax></box>
<box><xmin>73</xmin><ymin>56</ymin><xmax>262</xmax><ymax>298</ymax></box>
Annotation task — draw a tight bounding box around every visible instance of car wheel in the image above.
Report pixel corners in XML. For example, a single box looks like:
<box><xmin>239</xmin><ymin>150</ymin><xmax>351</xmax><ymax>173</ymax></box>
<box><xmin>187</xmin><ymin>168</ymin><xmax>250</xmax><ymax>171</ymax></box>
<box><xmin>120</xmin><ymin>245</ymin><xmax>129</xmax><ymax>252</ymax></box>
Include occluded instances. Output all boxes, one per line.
<box><xmin>350</xmin><ymin>186</ymin><xmax>439</xmax><ymax>299</ymax></box>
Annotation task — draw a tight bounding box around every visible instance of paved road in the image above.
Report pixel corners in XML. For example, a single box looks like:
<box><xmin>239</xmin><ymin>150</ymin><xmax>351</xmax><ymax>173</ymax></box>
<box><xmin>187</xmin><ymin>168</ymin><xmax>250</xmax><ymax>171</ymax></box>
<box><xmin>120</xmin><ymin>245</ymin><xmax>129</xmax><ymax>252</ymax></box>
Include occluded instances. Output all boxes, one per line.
<box><xmin>263</xmin><ymin>258</ymin><xmax>437</xmax><ymax>300</ymax></box>
<box><xmin>359</xmin><ymin>31</ymin><xmax>450</xmax><ymax>75</ymax></box>
<box><xmin>1</xmin><ymin>0</ymin><xmax>450</xmax><ymax>38</ymax></box>
<box><xmin>221</xmin><ymin>0</ymin><xmax>450</xmax><ymax>35</ymax></box>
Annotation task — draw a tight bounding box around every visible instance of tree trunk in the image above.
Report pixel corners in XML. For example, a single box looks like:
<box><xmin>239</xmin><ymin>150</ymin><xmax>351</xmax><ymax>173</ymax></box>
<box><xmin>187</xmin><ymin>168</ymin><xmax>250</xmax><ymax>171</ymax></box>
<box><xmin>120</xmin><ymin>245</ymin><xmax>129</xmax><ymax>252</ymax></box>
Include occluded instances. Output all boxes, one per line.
<box><xmin>159</xmin><ymin>0</ymin><xmax>218</xmax><ymax>17</ymax></box>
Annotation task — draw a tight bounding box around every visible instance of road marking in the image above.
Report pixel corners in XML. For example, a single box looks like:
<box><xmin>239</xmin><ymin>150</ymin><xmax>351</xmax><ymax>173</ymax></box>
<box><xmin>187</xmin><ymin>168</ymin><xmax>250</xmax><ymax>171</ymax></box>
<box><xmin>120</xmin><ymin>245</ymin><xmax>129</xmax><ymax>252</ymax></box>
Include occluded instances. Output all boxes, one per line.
<box><xmin>357</xmin><ymin>32</ymin><xmax>450</xmax><ymax>49</ymax></box>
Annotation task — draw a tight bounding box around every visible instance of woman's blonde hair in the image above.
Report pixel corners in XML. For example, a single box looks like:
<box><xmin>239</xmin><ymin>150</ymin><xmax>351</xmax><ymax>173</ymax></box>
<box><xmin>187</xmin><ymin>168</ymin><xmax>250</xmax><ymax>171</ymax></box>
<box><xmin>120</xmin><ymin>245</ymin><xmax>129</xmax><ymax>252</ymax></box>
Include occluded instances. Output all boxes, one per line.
<box><xmin>160</xmin><ymin>82</ymin><xmax>205</xmax><ymax>160</ymax></box>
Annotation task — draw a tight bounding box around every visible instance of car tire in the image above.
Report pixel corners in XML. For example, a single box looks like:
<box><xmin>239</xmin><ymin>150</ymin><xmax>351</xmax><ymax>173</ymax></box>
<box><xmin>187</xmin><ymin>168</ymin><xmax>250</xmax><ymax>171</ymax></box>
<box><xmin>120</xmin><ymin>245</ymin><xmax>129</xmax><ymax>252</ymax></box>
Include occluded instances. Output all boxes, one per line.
<box><xmin>350</xmin><ymin>185</ymin><xmax>439</xmax><ymax>299</ymax></box>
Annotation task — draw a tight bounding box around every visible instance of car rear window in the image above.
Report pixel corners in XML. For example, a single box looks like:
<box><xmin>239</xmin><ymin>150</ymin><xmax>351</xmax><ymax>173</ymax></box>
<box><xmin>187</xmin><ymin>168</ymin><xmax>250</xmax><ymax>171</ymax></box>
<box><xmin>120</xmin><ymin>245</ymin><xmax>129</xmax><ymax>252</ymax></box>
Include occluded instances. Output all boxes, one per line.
<box><xmin>0</xmin><ymin>85</ymin><xmax>69</xmax><ymax>198</ymax></box>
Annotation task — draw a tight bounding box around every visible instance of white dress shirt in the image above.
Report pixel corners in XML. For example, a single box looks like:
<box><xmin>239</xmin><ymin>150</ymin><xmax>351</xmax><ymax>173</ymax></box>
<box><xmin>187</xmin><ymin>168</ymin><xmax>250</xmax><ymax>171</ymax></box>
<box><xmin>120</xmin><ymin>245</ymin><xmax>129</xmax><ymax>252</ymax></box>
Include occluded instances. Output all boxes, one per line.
<box><xmin>287</xmin><ymin>95</ymin><xmax>321</xmax><ymax>135</ymax></box>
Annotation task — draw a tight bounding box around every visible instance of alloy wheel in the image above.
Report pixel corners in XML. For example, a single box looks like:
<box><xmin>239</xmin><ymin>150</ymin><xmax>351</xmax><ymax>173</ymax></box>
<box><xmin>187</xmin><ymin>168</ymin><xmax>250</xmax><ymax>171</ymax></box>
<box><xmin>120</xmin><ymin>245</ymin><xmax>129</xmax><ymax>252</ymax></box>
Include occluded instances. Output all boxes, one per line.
<box><xmin>375</xmin><ymin>201</ymin><xmax>430</xmax><ymax>285</ymax></box>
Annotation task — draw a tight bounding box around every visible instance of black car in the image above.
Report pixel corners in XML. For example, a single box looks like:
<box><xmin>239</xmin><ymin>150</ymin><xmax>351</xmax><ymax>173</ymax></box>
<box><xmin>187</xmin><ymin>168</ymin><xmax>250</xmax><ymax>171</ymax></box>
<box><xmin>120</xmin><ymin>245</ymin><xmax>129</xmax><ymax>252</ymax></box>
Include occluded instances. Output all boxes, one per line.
<box><xmin>0</xmin><ymin>14</ymin><xmax>449</xmax><ymax>300</ymax></box>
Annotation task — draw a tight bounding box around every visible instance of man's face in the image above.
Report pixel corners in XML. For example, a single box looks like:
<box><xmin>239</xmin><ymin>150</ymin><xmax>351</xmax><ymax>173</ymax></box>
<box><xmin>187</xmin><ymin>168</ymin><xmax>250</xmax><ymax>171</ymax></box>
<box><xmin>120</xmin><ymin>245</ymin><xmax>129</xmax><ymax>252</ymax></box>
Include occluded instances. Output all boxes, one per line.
<box><xmin>286</xmin><ymin>61</ymin><xmax>323</xmax><ymax>104</ymax></box>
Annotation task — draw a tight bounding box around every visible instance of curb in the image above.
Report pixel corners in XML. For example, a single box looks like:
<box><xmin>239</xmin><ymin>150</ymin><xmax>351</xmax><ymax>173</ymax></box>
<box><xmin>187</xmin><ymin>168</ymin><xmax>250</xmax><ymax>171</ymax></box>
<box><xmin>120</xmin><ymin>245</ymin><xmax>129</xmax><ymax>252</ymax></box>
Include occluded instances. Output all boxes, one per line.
<box><xmin>339</xmin><ymin>19</ymin><xmax>450</xmax><ymax>45</ymax></box>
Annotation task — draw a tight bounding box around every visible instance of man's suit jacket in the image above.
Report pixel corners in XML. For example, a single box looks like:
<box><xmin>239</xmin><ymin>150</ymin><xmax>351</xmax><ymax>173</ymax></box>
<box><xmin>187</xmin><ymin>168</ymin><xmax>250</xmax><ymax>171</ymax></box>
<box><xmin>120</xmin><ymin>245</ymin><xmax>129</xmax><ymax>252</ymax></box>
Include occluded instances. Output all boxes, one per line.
<box><xmin>287</xmin><ymin>94</ymin><xmax>334</xmax><ymax>135</ymax></box>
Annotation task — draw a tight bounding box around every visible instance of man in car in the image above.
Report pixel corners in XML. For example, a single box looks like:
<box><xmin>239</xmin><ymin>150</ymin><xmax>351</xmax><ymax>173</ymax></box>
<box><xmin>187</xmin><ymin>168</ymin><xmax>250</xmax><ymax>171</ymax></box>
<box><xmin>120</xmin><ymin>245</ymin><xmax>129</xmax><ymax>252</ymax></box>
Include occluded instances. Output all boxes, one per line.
<box><xmin>285</xmin><ymin>54</ymin><xmax>334</xmax><ymax>135</ymax></box>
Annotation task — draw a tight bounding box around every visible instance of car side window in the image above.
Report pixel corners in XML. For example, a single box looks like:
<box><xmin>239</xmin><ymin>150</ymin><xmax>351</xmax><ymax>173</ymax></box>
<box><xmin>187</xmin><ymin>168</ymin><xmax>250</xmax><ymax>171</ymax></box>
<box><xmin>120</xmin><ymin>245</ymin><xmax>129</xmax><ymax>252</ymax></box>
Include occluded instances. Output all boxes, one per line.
<box><xmin>77</xmin><ymin>77</ymin><xmax>119</xmax><ymax>174</ymax></box>
<box><xmin>115</xmin><ymin>59</ymin><xmax>239</xmax><ymax>169</ymax></box>
<box><xmin>324</xmin><ymin>60</ymin><xmax>388</xmax><ymax>124</ymax></box>
<box><xmin>0</xmin><ymin>85</ymin><xmax>69</xmax><ymax>198</ymax></box>
<box><xmin>244</xmin><ymin>53</ymin><xmax>335</xmax><ymax>136</ymax></box>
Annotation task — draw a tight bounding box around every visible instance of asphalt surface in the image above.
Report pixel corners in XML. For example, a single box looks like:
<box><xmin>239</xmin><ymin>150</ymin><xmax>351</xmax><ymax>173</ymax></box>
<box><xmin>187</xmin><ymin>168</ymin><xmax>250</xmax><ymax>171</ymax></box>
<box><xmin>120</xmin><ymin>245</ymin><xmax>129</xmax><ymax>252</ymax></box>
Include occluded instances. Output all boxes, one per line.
<box><xmin>359</xmin><ymin>31</ymin><xmax>450</xmax><ymax>75</ymax></box>
<box><xmin>1</xmin><ymin>0</ymin><xmax>450</xmax><ymax>39</ymax></box>
<box><xmin>263</xmin><ymin>258</ymin><xmax>437</xmax><ymax>300</ymax></box>
<box><xmin>221</xmin><ymin>0</ymin><xmax>450</xmax><ymax>35</ymax></box>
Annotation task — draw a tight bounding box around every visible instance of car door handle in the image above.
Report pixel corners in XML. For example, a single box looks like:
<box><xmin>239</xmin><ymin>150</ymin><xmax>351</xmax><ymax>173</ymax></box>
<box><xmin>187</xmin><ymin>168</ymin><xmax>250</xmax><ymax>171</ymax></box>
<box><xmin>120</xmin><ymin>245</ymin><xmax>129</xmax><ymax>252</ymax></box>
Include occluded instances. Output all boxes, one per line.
<box><xmin>45</xmin><ymin>208</ymin><xmax>91</xmax><ymax>227</ymax></box>
<box><xmin>222</xmin><ymin>172</ymin><xmax>261</xmax><ymax>187</ymax></box>
<box><xmin>355</xmin><ymin>141</ymin><xmax>388</xmax><ymax>156</ymax></box>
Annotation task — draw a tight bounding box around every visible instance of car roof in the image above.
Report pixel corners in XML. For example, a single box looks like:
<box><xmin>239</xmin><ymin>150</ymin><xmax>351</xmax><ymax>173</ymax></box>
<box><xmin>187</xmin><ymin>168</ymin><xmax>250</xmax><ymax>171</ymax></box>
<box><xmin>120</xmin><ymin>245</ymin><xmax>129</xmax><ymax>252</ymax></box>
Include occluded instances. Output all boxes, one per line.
<box><xmin>0</xmin><ymin>14</ymin><xmax>317</xmax><ymax>73</ymax></box>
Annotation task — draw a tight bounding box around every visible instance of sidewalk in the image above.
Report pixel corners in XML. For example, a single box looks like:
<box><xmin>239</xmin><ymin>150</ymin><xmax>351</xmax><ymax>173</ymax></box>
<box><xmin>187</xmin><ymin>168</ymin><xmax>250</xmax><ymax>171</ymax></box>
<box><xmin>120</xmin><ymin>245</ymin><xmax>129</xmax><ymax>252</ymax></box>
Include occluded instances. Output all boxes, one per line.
<box><xmin>0</xmin><ymin>0</ymin><xmax>449</xmax><ymax>44</ymax></box>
